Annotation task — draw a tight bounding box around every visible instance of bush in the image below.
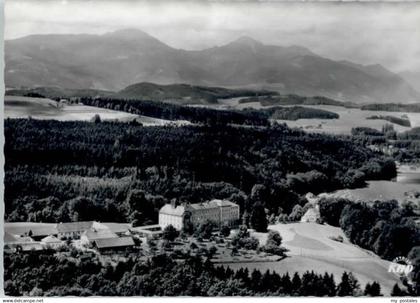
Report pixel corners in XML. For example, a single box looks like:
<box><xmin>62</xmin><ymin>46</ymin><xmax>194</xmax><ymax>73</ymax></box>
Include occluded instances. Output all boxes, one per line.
<box><xmin>231</xmin><ymin>226</ymin><xmax>259</xmax><ymax>250</ymax></box>
<box><xmin>162</xmin><ymin>225</ymin><xmax>179</xmax><ymax>242</ymax></box>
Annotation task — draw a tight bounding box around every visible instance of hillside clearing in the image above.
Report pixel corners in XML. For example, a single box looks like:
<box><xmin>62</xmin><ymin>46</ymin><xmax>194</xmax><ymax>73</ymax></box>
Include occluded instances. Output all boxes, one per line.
<box><xmin>5</xmin><ymin>95</ymin><xmax>187</xmax><ymax>125</ymax></box>
<box><xmin>231</xmin><ymin>223</ymin><xmax>401</xmax><ymax>295</ymax></box>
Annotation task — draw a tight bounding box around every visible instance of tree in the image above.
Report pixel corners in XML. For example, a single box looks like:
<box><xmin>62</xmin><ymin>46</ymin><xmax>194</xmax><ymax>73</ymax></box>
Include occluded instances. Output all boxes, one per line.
<box><xmin>337</xmin><ymin>272</ymin><xmax>360</xmax><ymax>296</ymax></box>
<box><xmin>91</xmin><ymin>114</ymin><xmax>101</xmax><ymax>123</ymax></box>
<box><xmin>291</xmin><ymin>272</ymin><xmax>302</xmax><ymax>294</ymax></box>
<box><xmin>288</xmin><ymin>204</ymin><xmax>304</xmax><ymax>222</ymax></box>
<box><xmin>190</xmin><ymin>242</ymin><xmax>198</xmax><ymax>250</ymax></box>
<box><xmin>220</xmin><ymin>225</ymin><xmax>231</xmax><ymax>238</ymax></box>
<box><xmin>266</xmin><ymin>230</ymin><xmax>282</xmax><ymax>246</ymax></box>
<box><xmin>391</xmin><ymin>283</ymin><xmax>404</xmax><ymax>296</ymax></box>
<box><xmin>318</xmin><ymin>197</ymin><xmax>350</xmax><ymax>226</ymax></box>
<box><xmin>262</xmin><ymin>230</ymin><xmax>285</xmax><ymax>256</ymax></box>
<box><xmin>364</xmin><ymin>281</ymin><xmax>381</xmax><ymax>296</ymax></box>
<box><xmin>195</xmin><ymin>220</ymin><xmax>215</xmax><ymax>240</ymax></box>
<box><xmin>162</xmin><ymin>225</ymin><xmax>179</xmax><ymax>242</ymax></box>
<box><xmin>182</xmin><ymin>211</ymin><xmax>195</xmax><ymax>235</ymax></box>
<box><xmin>250</xmin><ymin>184</ymin><xmax>267</xmax><ymax>203</ymax></box>
<box><xmin>250</xmin><ymin>203</ymin><xmax>268</xmax><ymax>232</ymax></box>
<box><xmin>147</xmin><ymin>237</ymin><xmax>157</xmax><ymax>254</ymax></box>
<box><xmin>207</xmin><ymin>246</ymin><xmax>218</xmax><ymax>259</ymax></box>
<box><xmin>231</xmin><ymin>225</ymin><xmax>259</xmax><ymax>250</ymax></box>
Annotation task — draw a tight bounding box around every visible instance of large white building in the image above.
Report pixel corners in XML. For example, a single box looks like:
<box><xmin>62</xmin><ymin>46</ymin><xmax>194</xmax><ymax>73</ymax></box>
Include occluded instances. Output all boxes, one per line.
<box><xmin>159</xmin><ymin>199</ymin><xmax>240</xmax><ymax>231</ymax></box>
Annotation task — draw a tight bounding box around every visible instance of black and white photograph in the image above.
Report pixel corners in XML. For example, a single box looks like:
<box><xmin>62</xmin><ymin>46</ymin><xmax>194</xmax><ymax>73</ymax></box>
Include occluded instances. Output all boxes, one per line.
<box><xmin>2</xmin><ymin>0</ymin><xmax>420</xmax><ymax>299</ymax></box>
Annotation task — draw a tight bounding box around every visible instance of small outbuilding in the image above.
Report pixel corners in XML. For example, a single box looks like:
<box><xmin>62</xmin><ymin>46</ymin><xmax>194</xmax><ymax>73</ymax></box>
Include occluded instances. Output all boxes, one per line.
<box><xmin>301</xmin><ymin>206</ymin><xmax>320</xmax><ymax>223</ymax></box>
<box><xmin>93</xmin><ymin>237</ymin><xmax>135</xmax><ymax>254</ymax></box>
<box><xmin>41</xmin><ymin>235</ymin><xmax>63</xmax><ymax>249</ymax></box>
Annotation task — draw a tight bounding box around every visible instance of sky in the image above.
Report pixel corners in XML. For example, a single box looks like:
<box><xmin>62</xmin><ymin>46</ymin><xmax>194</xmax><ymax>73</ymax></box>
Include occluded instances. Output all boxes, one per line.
<box><xmin>5</xmin><ymin>0</ymin><xmax>420</xmax><ymax>73</ymax></box>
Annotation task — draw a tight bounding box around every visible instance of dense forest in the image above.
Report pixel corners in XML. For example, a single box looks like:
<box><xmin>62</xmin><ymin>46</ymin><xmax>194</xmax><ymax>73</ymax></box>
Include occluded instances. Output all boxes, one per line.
<box><xmin>80</xmin><ymin>96</ymin><xmax>270</xmax><ymax>125</ymax></box>
<box><xmin>268</xmin><ymin>106</ymin><xmax>339</xmax><ymax>121</ymax></box>
<box><xmin>238</xmin><ymin>94</ymin><xmax>357</xmax><ymax>108</ymax></box>
<box><xmin>4</xmin><ymin>118</ymin><xmax>396</xmax><ymax>225</ymax></box>
<box><xmin>117</xmin><ymin>82</ymin><xmax>278</xmax><ymax>104</ymax></box>
<box><xmin>7</xmin><ymin>84</ymin><xmax>277</xmax><ymax>105</ymax></box>
<box><xmin>361</xmin><ymin>103</ymin><xmax>420</xmax><ymax>113</ymax></box>
<box><xmin>349</xmin><ymin>124</ymin><xmax>420</xmax><ymax>164</ymax></box>
<box><xmin>79</xmin><ymin>97</ymin><xmax>337</xmax><ymax>124</ymax></box>
<box><xmin>4</xmin><ymin>251</ymin><xmax>386</xmax><ymax>296</ymax></box>
<box><xmin>366</xmin><ymin>115</ymin><xmax>411</xmax><ymax>127</ymax></box>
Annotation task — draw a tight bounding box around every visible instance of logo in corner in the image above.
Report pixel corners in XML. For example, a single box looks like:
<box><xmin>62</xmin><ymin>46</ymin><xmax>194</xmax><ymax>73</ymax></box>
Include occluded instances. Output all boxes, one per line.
<box><xmin>388</xmin><ymin>256</ymin><xmax>414</xmax><ymax>278</ymax></box>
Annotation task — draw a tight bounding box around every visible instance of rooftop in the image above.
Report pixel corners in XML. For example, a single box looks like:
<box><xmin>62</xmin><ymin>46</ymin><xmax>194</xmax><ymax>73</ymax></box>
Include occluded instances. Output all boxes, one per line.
<box><xmin>94</xmin><ymin>237</ymin><xmax>135</xmax><ymax>249</ymax></box>
<box><xmin>188</xmin><ymin>199</ymin><xmax>238</xmax><ymax>210</ymax></box>
<box><xmin>5</xmin><ymin>222</ymin><xmax>58</xmax><ymax>237</ymax></box>
<box><xmin>159</xmin><ymin>199</ymin><xmax>238</xmax><ymax>215</ymax></box>
<box><xmin>82</xmin><ymin>228</ymin><xmax>118</xmax><ymax>241</ymax></box>
<box><xmin>92</xmin><ymin>222</ymin><xmax>131</xmax><ymax>234</ymax></box>
<box><xmin>4</xmin><ymin>231</ymin><xmax>19</xmax><ymax>243</ymax></box>
<box><xmin>41</xmin><ymin>235</ymin><xmax>62</xmax><ymax>243</ymax></box>
<box><xmin>14</xmin><ymin>242</ymin><xmax>44</xmax><ymax>251</ymax></box>
<box><xmin>56</xmin><ymin>221</ymin><xmax>94</xmax><ymax>233</ymax></box>
<box><xmin>159</xmin><ymin>204</ymin><xmax>186</xmax><ymax>216</ymax></box>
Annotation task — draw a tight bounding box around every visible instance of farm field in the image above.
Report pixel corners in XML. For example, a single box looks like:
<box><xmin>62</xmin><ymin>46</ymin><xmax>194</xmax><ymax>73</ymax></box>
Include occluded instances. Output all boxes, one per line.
<box><xmin>273</xmin><ymin>105</ymin><xmax>420</xmax><ymax>135</ymax></box>
<box><xmin>4</xmin><ymin>95</ymin><xmax>186</xmax><ymax>126</ymax></box>
<box><xmin>326</xmin><ymin>180</ymin><xmax>420</xmax><ymax>203</ymax></box>
<box><xmin>215</xmin><ymin>98</ymin><xmax>420</xmax><ymax>134</ymax></box>
<box><xmin>227</xmin><ymin>223</ymin><xmax>401</xmax><ymax>295</ymax></box>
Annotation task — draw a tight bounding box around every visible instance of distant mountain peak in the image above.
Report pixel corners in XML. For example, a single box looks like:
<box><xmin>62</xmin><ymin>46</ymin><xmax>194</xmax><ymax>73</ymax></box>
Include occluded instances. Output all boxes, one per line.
<box><xmin>228</xmin><ymin>35</ymin><xmax>263</xmax><ymax>47</ymax></box>
<box><xmin>103</xmin><ymin>28</ymin><xmax>154</xmax><ymax>40</ymax></box>
<box><xmin>5</xmin><ymin>30</ymin><xmax>420</xmax><ymax>102</ymax></box>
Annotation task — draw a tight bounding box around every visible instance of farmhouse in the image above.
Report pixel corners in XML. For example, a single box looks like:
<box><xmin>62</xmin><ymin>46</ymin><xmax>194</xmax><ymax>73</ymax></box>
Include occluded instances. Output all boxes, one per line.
<box><xmin>56</xmin><ymin>221</ymin><xmax>94</xmax><ymax>239</ymax></box>
<box><xmin>159</xmin><ymin>199</ymin><xmax>240</xmax><ymax>230</ymax></box>
<box><xmin>5</xmin><ymin>220</ymin><xmax>136</xmax><ymax>254</ymax></box>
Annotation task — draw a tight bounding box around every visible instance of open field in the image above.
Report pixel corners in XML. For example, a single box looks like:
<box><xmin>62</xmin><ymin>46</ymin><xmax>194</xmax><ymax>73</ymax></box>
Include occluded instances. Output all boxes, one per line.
<box><xmin>228</xmin><ymin>223</ymin><xmax>401</xmax><ymax>295</ymax></box>
<box><xmin>326</xmin><ymin>180</ymin><xmax>420</xmax><ymax>203</ymax></box>
<box><xmin>214</xmin><ymin>98</ymin><xmax>420</xmax><ymax>134</ymax></box>
<box><xmin>5</xmin><ymin>95</ymin><xmax>188</xmax><ymax>126</ymax></box>
<box><xmin>273</xmin><ymin>105</ymin><xmax>420</xmax><ymax>135</ymax></box>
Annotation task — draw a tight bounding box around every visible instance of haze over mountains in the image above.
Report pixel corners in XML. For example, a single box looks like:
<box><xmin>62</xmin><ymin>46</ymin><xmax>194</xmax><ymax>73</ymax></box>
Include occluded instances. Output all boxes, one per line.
<box><xmin>5</xmin><ymin>29</ymin><xmax>419</xmax><ymax>103</ymax></box>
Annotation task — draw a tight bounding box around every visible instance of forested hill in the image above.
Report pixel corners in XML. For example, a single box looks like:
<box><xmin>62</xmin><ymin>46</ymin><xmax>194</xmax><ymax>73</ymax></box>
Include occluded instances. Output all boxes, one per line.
<box><xmin>5</xmin><ymin>119</ymin><xmax>396</xmax><ymax>224</ymax></box>
<box><xmin>7</xmin><ymin>83</ymin><xmax>277</xmax><ymax>105</ymax></box>
<box><xmin>117</xmin><ymin>82</ymin><xmax>276</xmax><ymax>104</ymax></box>
<box><xmin>79</xmin><ymin>97</ymin><xmax>339</xmax><ymax>124</ymax></box>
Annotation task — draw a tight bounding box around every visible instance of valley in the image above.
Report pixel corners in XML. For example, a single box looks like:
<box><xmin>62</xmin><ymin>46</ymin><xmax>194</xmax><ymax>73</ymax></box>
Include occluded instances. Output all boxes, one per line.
<box><xmin>3</xmin><ymin>25</ymin><xmax>420</xmax><ymax>298</ymax></box>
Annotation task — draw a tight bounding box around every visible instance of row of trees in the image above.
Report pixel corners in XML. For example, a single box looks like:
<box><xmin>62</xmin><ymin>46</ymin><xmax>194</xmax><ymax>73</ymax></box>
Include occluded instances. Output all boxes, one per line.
<box><xmin>318</xmin><ymin>197</ymin><xmax>420</xmax><ymax>295</ymax></box>
<box><xmin>319</xmin><ymin>197</ymin><xmax>420</xmax><ymax>261</ymax></box>
<box><xmin>80</xmin><ymin>97</ymin><xmax>270</xmax><ymax>126</ymax></box>
<box><xmin>4</xmin><ymin>251</ymin><xmax>387</xmax><ymax>297</ymax></box>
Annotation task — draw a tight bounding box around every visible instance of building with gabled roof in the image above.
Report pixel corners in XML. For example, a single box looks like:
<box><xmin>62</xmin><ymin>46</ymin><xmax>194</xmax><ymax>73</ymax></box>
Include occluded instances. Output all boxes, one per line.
<box><xmin>80</xmin><ymin>227</ymin><xmax>118</xmax><ymax>246</ymax></box>
<box><xmin>92</xmin><ymin>222</ymin><xmax>131</xmax><ymax>236</ymax></box>
<box><xmin>94</xmin><ymin>237</ymin><xmax>135</xmax><ymax>253</ymax></box>
<box><xmin>56</xmin><ymin>221</ymin><xmax>94</xmax><ymax>239</ymax></box>
<box><xmin>4</xmin><ymin>222</ymin><xmax>58</xmax><ymax>241</ymax></box>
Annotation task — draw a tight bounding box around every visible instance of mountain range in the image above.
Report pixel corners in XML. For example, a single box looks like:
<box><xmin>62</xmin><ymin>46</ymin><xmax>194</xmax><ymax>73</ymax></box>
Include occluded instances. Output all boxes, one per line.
<box><xmin>5</xmin><ymin>28</ymin><xmax>419</xmax><ymax>103</ymax></box>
